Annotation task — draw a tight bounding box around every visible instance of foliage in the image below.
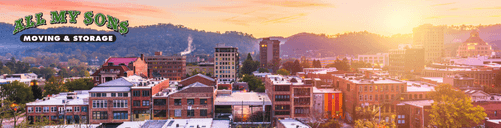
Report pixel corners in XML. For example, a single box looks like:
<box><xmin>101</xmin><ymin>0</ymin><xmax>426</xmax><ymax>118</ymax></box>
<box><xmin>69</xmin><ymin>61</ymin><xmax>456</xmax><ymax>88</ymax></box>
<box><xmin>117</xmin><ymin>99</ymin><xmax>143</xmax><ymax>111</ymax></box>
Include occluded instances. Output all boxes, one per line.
<box><xmin>64</xmin><ymin>78</ymin><xmax>94</xmax><ymax>91</ymax></box>
<box><xmin>428</xmin><ymin>84</ymin><xmax>486</xmax><ymax>127</ymax></box>
<box><xmin>276</xmin><ymin>69</ymin><xmax>290</xmax><ymax>76</ymax></box>
<box><xmin>0</xmin><ymin>100</ymin><xmax>13</xmax><ymax>128</ymax></box>
<box><xmin>258</xmin><ymin>68</ymin><xmax>269</xmax><ymax>73</ymax></box>
<box><xmin>312</xmin><ymin>60</ymin><xmax>322</xmax><ymax>68</ymax></box>
<box><xmin>300</xmin><ymin>59</ymin><xmax>311</xmax><ymax>68</ymax></box>
<box><xmin>0</xmin><ymin>81</ymin><xmax>34</xmax><ymax>104</ymax></box>
<box><xmin>240</xmin><ymin>53</ymin><xmax>260</xmax><ymax>75</ymax></box>
<box><xmin>326</xmin><ymin>58</ymin><xmax>351</xmax><ymax>71</ymax></box>
<box><xmin>31</xmin><ymin>82</ymin><xmax>43</xmax><ymax>100</ymax></box>
<box><xmin>483</xmin><ymin>85</ymin><xmax>501</xmax><ymax>94</ymax></box>
<box><xmin>241</xmin><ymin>75</ymin><xmax>265</xmax><ymax>92</ymax></box>
<box><xmin>43</xmin><ymin>76</ymin><xmax>68</xmax><ymax>97</ymax></box>
<box><xmin>350</xmin><ymin>61</ymin><xmax>372</xmax><ymax>72</ymax></box>
<box><xmin>3</xmin><ymin>57</ymin><xmax>30</xmax><ymax>74</ymax></box>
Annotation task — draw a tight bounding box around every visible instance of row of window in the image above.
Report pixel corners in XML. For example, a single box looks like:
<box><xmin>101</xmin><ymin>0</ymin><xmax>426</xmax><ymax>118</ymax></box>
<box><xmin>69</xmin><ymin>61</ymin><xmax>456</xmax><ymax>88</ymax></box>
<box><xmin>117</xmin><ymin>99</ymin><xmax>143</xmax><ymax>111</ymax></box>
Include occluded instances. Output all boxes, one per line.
<box><xmin>215</xmin><ymin>70</ymin><xmax>233</xmax><ymax>73</ymax></box>
<box><xmin>27</xmin><ymin>106</ymin><xmax>87</xmax><ymax>113</ymax></box>
<box><xmin>28</xmin><ymin>115</ymin><xmax>85</xmax><ymax>124</ymax></box>
<box><xmin>215</xmin><ymin>75</ymin><xmax>234</xmax><ymax>78</ymax></box>
<box><xmin>133</xmin><ymin>90</ymin><xmax>150</xmax><ymax>97</ymax></box>
<box><xmin>133</xmin><ymin>100</ymin><xmax>150</xmax><ymax>106</ymax></box>
<box><xmin>215</xmin><ymin>57</ymin><xmax>235</xmax><ymax>61</ymax></box>
<box><xmin>174</xmin><ymin>99</ymin><xmax>208</xmax><ymax>105</ymax></box>
<box><xmin>173</xmin><ymin>109</ymin><xmax>208</xmax><ymax>117</ymax></box>
<box><xmin>215</xmin><ymin>66</ymin><xmax>234</xmax><ymax>69</ymax></box>
<box><xmin>359</xmin><ymin>85</ymin><xmax>405</xmax><ymax>93</ymax></box>
<box><xmin>91</xmin><ymin>93</ymin><xmax>129</xmax><ymax>97</ymax></box>
<box><xmin>215</xmin><ymin>62</ymin><xmax>235</xmax><ymax>65</ymax></box>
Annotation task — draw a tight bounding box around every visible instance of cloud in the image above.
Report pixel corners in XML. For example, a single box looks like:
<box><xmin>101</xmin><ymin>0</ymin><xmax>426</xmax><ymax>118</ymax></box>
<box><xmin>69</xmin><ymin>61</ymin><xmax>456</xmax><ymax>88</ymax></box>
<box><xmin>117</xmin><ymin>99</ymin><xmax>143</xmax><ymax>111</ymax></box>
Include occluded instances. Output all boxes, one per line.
<box><xmin>0</xmin><ymin>0</ymin><xmax>170</xmax><ymax>19</ymax></box>
<box><xmin>449</xmin><ymin>8</ymin><xmax>458</xmax><ymax>10</ymax></box>
<box><xmin>426</xmin><ymin>15</ymin><xmax>459</xmax><ymax>19</ymax></box>
<box><xmin>251</xmin><ymin>0</ymin><xmax>334</xmax><ymax>8</ymax></box>
<box><xmin>263</xmin><ymin>13</ymin><xmax>307</xmax><ymax>24</ymax></box>
<box><xmin>431</xmin><ymin>2</ymin><xmax>456</xmax><ymax>7</ymax></box>
<box><xmin>474</xmin><ymin>7</ymin><xmax>501</xmax><ymax>10</ymax></box>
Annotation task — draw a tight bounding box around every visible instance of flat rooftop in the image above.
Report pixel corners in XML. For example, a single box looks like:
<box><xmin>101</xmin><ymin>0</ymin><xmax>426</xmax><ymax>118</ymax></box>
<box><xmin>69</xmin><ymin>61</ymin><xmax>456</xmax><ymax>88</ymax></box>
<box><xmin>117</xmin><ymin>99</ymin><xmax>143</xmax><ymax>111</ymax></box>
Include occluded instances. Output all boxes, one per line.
<box><xmin>215</xmin><ymin>92</ymin><xmax>272</xmax><ymax>105</ymax></box>
<box><xmin>279</xmin><ymin>118</ymin><xmax>311</xmax><ymax>128</ymax></box>
<box><xmin>421</xmin><ymin>77</ymin><xmax>443</xmax><ymax>83</ymax></box>
<box><xmin>27</xmin><ymin>90</ymin><xmax>90</xmax><ymax>106</ymax></box>
<box><xmin>266</xmin><ymin>75</ymin><xmax>309</xmax><ymax>85</ymax></box>
<box><xmin>398</xmin><ymin>100</ymin><xmax>434</xmax><ymax>107</ymax></box>
<box><xmin>313</xmin><ymin>87</ymin><xmax>341</xmax><ymax>94</ymax></box>
<box><xmin>404</xmin><ymin>81</ymin><xmax>435</xmax><ymax>92</ymax></box>
<box><xmin>333</xmin><ymin>75</ymin><xmax>405</xmax><ymax>85</ymax></box>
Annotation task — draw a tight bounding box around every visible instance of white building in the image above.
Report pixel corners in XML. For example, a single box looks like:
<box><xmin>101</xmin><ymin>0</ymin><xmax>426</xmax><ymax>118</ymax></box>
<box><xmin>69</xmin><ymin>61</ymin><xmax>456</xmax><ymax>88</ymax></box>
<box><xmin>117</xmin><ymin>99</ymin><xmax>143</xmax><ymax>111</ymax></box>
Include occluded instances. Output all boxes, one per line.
<box><xmin>214</xmin><ymin>46</ymin><xmax>239</xmax><ymax>81</ymax></box>
<box><xmin>357</xmin><ymin>53</ymin><xmax>389</xmax><ymax>67</ymax></box>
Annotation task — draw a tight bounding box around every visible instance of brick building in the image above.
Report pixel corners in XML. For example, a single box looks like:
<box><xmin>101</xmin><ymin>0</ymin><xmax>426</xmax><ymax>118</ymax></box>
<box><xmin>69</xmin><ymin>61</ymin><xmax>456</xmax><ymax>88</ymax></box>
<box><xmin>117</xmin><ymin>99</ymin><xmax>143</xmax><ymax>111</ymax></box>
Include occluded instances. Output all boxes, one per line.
<box><xmin>396</xmin><ymin>100</ymin><xmax>433</xmax><ymax>128</ymax></box>
<box><xmin>26</xmin><ymin>90</ymin><xmax>90</xmax><ymax>125</ymax></box>
<box><xmin>178</xmin><ymin>74</ymin><xmax>216</xmax><ymax>87</ymax></box>
<box><xmin>259</xmin><ymin>38</ymin><xmax>280</xmax><ymax>69</ymax></box>
<box><xmin>153</xmin><ymin>82</ymin><xmax>215</xmax><ymax>119</ymax></box>
<box><xmin>127</xmin><ymin>76</ymin><xmax>169</xmax><ymax>121</ymax></box>
<box><xmin>145</xmin><ymin>52</ymin><xmax>186</xmax><ymax>81</ymax></box>
<box><xmin>312</xmin><ymin>87</ymin><xmax>343</xmax><ymax>119</ymax></box>
<box><xmin>91</xmin><ymin>55</ymin><xmax>148</xmax><ymax>85</ymax></box>
<box><xmin>264</xmin><ymin>75</ymin><xmax>313</xmax><ymax>121</ymax></box>
<box><xmin>422</xmin><ymin>66</ymin><xmax>497</xmax><ymax>87</ymax></box>
<box><xmin>389</xmin><ymin>45</ymin><xmax>425</xmax><ymax>76</ymax></box>
<box><xmin>332</xmin><ymin>73</ymin><xmax>407</xmax><ymax>123</ymax></box>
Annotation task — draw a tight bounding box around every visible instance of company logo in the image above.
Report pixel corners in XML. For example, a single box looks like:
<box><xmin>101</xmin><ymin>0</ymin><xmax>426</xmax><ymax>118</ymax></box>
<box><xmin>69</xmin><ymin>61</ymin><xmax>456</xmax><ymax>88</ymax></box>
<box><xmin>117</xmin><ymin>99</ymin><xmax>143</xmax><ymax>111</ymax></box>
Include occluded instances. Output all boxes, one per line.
<box><xmin>13</xmin><ymin>10</ymin><xmax>129</xmax><ymax>42</ymax></box>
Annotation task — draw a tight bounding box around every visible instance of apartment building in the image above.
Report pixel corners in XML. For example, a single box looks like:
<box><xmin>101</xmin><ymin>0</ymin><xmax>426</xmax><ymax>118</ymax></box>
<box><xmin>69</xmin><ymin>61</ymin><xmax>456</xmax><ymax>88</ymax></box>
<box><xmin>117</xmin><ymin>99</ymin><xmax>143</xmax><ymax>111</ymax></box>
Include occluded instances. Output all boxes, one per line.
<box><xmin>259</xmin><ymin>38</ymin><xmax>280</xmax><ymax>69</ymax></box>
<box><xmin>214</xmin><ymin>46</ymin><xmax>239</xmax><ymax>80</ymax></box>
<box><xmin>413</xmin><ymin>24</ymin><xmax>445</xmax><ymax>63</ymax></box>
<box><xmin>91</xmin><ymin>55</ymin><xmax>148</xmax><ymax>85</ymax></box>
<box><xmin>357</xmin><ymin>53</ymin><xmax>389</xmax><ymax>67</ymax></box>
<box><xmin>312</xmin><ymin>87</ymin><xmax>343</xmax><ymax>119</ymax></box>
<box><xmin>26</xmin><ymin>90</ymin><xmax>90</xmax><ymax>125</ymax></box>
<box><xmin>145</xmin><ymin>52</ymin><xmax>186</xmax><ymax>81</ymax></box>
<box><xmin>332</xmin><ymin>73</ymin><xmax>407</xmax><ymax>123</ymax></box>
<box><xmin>264</xmin><ymin>75</ymin><xmax>313</xmax><ymax>121</ymax></box>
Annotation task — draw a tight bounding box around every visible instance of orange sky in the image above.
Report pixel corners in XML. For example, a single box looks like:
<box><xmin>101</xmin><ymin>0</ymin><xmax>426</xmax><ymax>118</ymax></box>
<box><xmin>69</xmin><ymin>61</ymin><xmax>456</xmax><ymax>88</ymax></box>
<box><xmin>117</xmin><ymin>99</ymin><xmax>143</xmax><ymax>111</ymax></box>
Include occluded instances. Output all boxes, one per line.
<box><xmin>2</xmin><ymin>0</ymin><xmax>501</xmax><ymax>38</ymax></box>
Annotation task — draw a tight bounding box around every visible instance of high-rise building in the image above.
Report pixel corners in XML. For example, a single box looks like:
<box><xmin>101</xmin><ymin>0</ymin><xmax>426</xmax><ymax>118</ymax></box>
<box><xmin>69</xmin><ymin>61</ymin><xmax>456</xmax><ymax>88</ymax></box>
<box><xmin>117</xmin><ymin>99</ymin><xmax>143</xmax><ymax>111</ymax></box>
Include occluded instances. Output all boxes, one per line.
<box><xmin>457</xmin><ymin>30</ymin><xmax>494</xmax><ymax>58</ymax></box>
<box><xmin>389</xmin><ymin>44</ymin><xmax>425</xmax><ymax>76</ymax></box>
<box><xmin>214</xmin><ymin>46</ymin><xmax>239</xmax><ymax>81</ymax></box>
<box><xmin>145</xmin><ymin>52</ymin><xmax>186</xmax><ymax>81</ymax></box>
<box><xmin>413</xmin><ymin>24</ymin><xmax>445</xmax><ymax>63</ymax></box>
<box><xmin>259</xmin><ymin>38</ymin><xmax>280</xmax><ymax>68</ymax></box>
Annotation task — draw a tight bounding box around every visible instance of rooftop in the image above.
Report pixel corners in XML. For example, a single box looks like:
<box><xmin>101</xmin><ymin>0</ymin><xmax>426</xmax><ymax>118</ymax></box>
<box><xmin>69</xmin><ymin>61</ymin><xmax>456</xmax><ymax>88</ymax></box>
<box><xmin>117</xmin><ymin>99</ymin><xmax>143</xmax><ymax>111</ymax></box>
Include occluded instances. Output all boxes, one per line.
<box><xmin>278</xmin><ymin>118</ymin><xmax>311</xmax><ymax>128</ymax></box>
<box><xmin>180</xmin><ymin>74</ymin><xmax>215</xmax><ymax>83</ymax></box>
<box><xmin>105</xmin><ymin>57</ymin><xmax>138</xmax><ymax>65</ymax></box>
<box><xmin>398</xmin><ymin>100</ymin><xmax>434</xmax><ymax>107</ymax></box>
<box><xmin>116</xmin><ymin>118</ymin><xmax>216</xmax><ymax>128</ymax></box>
<box><xmin>333</xmin><ymin>75</ymin><xmax>405</xmax><ymax>85</ymax></box>
<box><xmin>27</xmin><ymin>90</ymin><xmax>90</xmax><ymax>106</ymax></box>
<box><xmin>421</xmin><ymin>77</ymin><xmax>443</xmax><ymax>84</ymax></box>
<box><xmin>313</xmin><ymin>87</ymin><xmax>342</xmax><ymax>94</ymax></box>
<box><xmin>266</xmin><ymin>75</ymin><xmax>310</xmax><ymax>85</ymax></box>
<box><xmin>215</xmin><ymin>92</ymin><xmax>272</xmax><ymax>105</ymax></box>
<box><xmin>404</xmin><ymin>81</ymin><xmax>435</xmax><ymax>92</ymax></box>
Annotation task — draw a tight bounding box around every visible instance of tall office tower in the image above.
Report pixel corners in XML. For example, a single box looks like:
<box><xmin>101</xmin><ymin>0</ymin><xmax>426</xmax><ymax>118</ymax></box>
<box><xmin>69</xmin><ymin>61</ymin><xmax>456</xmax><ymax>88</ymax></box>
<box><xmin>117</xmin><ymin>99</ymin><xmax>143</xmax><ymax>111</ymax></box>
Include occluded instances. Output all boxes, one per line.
<box><xmin>259</xmin><ymin>38</ymin><xmax>280</xmax><ymax>68</ymax></box>
<box><xmin>214</xmin><ymin>45</ymin><xmax>239</xmax><ymax>81</ymax></box>
<box><xmin>413</xmin><ymin>24</ymin><xmax>445</xmax><ymax>63</ymax></box>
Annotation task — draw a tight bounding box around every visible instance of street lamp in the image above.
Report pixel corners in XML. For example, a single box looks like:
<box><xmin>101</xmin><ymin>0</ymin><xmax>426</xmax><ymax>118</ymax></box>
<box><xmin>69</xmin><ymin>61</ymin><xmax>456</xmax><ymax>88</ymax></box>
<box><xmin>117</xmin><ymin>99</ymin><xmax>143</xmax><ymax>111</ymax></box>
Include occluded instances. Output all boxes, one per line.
<box><xmin>10</xmin><ymin>103</ymin><xmax>19</xmax><ymax>127</ymax></box>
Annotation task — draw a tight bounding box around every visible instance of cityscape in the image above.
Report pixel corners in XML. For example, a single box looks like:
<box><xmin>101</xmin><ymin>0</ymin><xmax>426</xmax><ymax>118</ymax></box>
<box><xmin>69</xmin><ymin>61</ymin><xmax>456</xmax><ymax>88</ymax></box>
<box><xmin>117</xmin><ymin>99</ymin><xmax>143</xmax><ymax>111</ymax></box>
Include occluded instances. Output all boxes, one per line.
<box><xmin>1</xmin><ymin>0</ymin><xmax>501</xmax><ymax>128</ymax></box>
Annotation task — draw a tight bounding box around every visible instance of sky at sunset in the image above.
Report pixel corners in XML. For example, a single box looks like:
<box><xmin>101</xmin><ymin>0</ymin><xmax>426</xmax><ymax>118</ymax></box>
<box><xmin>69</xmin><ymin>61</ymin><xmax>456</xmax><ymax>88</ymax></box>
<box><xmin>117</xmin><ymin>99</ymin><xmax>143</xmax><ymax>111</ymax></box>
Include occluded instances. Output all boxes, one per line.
<box><xmin>2</xmin><ymin>0</ymin><xmax>501</xmax><ymax>38</ymax></box>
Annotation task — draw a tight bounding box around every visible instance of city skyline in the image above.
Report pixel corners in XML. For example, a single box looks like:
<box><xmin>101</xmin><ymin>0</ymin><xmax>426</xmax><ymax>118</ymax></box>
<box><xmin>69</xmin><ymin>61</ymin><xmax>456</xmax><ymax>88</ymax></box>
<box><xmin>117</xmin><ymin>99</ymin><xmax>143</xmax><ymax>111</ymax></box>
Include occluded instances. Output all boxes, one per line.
<box><xmin>2</xmin><ymin>0</ymin><xmax>501</xmax><ymax>38</ymax></box>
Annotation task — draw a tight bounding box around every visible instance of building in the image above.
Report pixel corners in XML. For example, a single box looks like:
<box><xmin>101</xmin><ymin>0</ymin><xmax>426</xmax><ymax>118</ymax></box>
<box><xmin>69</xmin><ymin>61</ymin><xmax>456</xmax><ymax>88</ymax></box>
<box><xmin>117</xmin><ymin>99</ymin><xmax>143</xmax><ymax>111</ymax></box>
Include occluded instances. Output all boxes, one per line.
<box><xmin>178</xmin><ymin>74</ymin><xmax>216</xmax><ymax>87</ymax></box>
<box><xmin>486</xmin><ymin>119</ymin><xmax>501</xmax><ymax>128</ymax></box>
<box><xmin>186</xmin><ymin>56</ymin><xmax>200</xmax><ymax>63</ymax></box>
<box><xmin>457</xmin><ymin>30</ymin><xmax>494</xmax><ymax>58</ymax></box>
<box><xmin>145</xmin><ymin>52</ymin><xmax>186</xmax><ymax>81</ymax></box>
<box><xmin>88</xmin><ymin>76</ymin><xmax>169</xmax><ymax>124</ymax></box>
<box><xmin>153</xmin><ymin>82</ymin><xmax>215</xmax><ymax>119</ymax></box>
<box><xmin>259</xmin><ymin>38</ymin><xmax>280</xmax><ymax>68</ymax></box>
<box><xmin>312</xmin><ymin>87</ymin><xmax>343</xmax><ymax>119</ymax></box>
<box><xmin>276</xmin><ymin>118</ymin><xmax>311</xmax><ymax>128</ymax></box>
<box><xmin>116</xmin><ymin>118</ymin><xmax>221</xmax><ymax>128</ymax></box>
<box><xmin>26</xmin><ymin>90</ymin><xmax>90</xmax><ymax>125</ymax></box>
<box><xmin>186</xmin><ymin>63</ymin><xmax>214</xmax><ymax>77</ymax></box>
<box><xmin>214</xmin><ymin>46</ymin><xmax>239</xmax><ymax>80</ymax></box>
<box><xmin>389</xmin><ymin>44</ymin><xmax>425</xmax><ymax>76</ymax></box>
<box><xmin>91</xmin><ymin>56</ymin><xmax>148</xmax><ymax>85</ymax></box>
<box><xmin>358</xmin><ymin>53</ymin><xmax>389</xmax><ymax>67</ymax></box>
<box><xmin>413</xmin><ymin>24</ymin><xmax>445</xmax><ymax>63</ymax></box>
<box><xmin>264</xmin><ymin>75</ymin><xmax>313</xmax><ymax>121</ymax></box>
<box><xmin>396</xmin><ymin>100</ymin><xmax>433</xmax><ymax>128</ymax></box>
<box><xmin>332</xmin><ymin>73</ymin><xmax>407</xmax><ymax>123</ymax></box>
<box><xmin>214</xmin><ymin>92</ymin><xmax>272</xmax><ymax>123</ymax></box>
<box><xmin>403</xmin><ymin>81</ymin><xmax>435</xmax><ymax>101</ymax></box>
<box><xmin>443</xmin><ymin>74</ymin><xmax>479</xmax><ymax>90</ymax></box>
<box><xmin>447</xmin><ymin>56</ymin><xmax>501</xmax><ymax>66</ymax></box>
<box><xmin>422</xmin><ymin>67</ymin><xmax>497</xmax><ymax>87</ymax></box>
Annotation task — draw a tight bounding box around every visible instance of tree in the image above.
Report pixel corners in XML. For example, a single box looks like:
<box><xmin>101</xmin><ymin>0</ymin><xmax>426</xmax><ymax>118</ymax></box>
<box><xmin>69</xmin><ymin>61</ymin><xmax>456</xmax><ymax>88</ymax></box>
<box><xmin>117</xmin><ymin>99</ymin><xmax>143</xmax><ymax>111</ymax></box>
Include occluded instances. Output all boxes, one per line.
<box><xmin>31</xmin><ymin>81</ymin><xmax>43</xmax><ymax>100</ymax></box>
<box><xmin>428</xmin><ymin>84</ymin><xmax>486</xmax><ymax>127</ymax></box>
<box><xmin>300</xmin><ymin>59</ymin><xmax>311</xmax><ymax>68</ymax></box>
<box><xmin>258</xmin><ymin>68</ymin><xmax>269</xmax><ymax>73</ymax></box>
<box><xmin>43</xmin><ymin>76</ymin><xmax>68</xmax><ymax>97</ymax></box>
<box><xmin>240</xmin><ymin>55</ymin><xmax>259</xmax><ymax>75</ymax></box>
<box><xmin>241</xmin><ymin>75</ymin><xmax>264</xmax><ymax>92</ymax></box>
<box><xmin>282</xmin><ymin>61</ymin><xmax>295</xmax><ymax>73</ymax></box>
<box><xmin>29</xmin><ymin>67</ymin><xmax>40</xmax><ymax>75</ymax></box>
<box><xmin>292</xmin><ymin>60</ymin><xmax>303</xmax><ymax>74</ymax></box>
<box><xmin>64</xmin><ymin>78</ymin><xmax>94</xmax><ymax>91</ymax></box>
<box><xmin>0</xmin><ymin>81</ymin><xmax>34</xmax><ymax>104</ymax></box>
<box><xmin>0</xmin><ymin>100</ymin><xmax>13</xmax><ymax>128</ymax></box>
<box><xmin>277</xmin><ymin>69</ymin><xmax>290</xmax><ymax>76</ymax></box>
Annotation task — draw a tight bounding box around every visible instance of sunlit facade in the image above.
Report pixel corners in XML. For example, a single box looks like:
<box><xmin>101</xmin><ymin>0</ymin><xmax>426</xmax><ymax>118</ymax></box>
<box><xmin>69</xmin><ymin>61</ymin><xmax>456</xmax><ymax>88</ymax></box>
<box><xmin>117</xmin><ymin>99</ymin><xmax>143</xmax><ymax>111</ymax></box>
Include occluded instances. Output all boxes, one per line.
<box><xmin>456</xmin><ymin>30</ymin><xmax>494</xmax><ymax>58</ymax></box>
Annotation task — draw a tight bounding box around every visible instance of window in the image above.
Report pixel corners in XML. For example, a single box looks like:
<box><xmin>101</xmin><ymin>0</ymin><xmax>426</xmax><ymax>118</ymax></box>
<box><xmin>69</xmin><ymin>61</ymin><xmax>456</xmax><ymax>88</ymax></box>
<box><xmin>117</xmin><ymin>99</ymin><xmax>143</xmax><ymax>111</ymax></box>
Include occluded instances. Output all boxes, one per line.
<box><xmin>43</xmin><ymin>107</ymin><xmax>49</xmax><ymax>113</ymax></box>
<box><xmin>35</xmin><ymin>107</ymin><xmax>41</xmax><ymax>113</ymax></box>
<box><xmin>74</xmin><ymin>107</ymin><xmax>80</xmax><ymax>112</ymax></box>
<box><xmin>187</xmin><ymin>110</ymin><xmax>195</xmax><ymax>117</ymax></box>
<box><xmin>142</xmin><ymin>100</ymin><xmax>150</xmax><ymax>106</ymax></box>
<box><xmin>154</xmin><ymin>110</ymin><xmax>166</xmax><ymax>117</ymax></box>
<box><xmin>91</xmin><ymin>93</ymin><xmax>96</xmax><ymax>97</ymax></box>
<box><xmin>82</xmin><ymin>106</ymin><xmax>88</xmax><ymax>112</ymax></box>
<box><xmin>369</xmin><ymin>95</ymin><xmax>373</xmax><ymax>101</ymax></box>
<box><xmin>111</xmin><ymin>93</ymin><xmax>116</xmax><ymax>97</ymax></box>
<box><xmin>142</xmin><ymin>90</ymin><xmax>150</xmax><ymax>96</ymax></box>
<box><xmin>174</xmin><ymin>99</ymin><xmax>182</xmax><ymax>105</ymax></box>
<box><xmin>92</xmin><ymin>100</ymin><xmax>107</xmax><ymax>108</ymax></box>
<box><xmin>66</xmin><ymin>107</ymin><xmax>72</xmax><ymax>112</ymax></box>
<box><xmin>359</xmin><ymin>95</ymin><xmax>363</xmax><ymax>101</ymax></box>
<box><xmin>200</xmin><ymin>109</ymin><xmax>207</xmax><ymax>116</ymax></box>
<box><xmin>275</xmin><ymin>95</ymin><xmax>290</xmax><ymax>101</ymax></box>
<box><xmin>375</xmin><ymin>95</ymin><xmax>378</xmax><ymax>101</ymax></box>
<box><xmin>175</xmin><ymin>110</ymin><xmax>182</xmax><ymax>117</ymax></box>
<box><xmin>200</xmin><ymin>99</ymin><xmax>208</xmax><ymax>105</ymax></box>
<box><xmin>102</xmin><ymin>93</ymin><xmax>107</xmax><ymax>97</ymax></box>
<box><xmin>187</xmin><ymin>99</ymin><xmax>194</xmax><ymax>105</ymax></box>
<box><xmin>123</xmin><ymin>93</ymin><xmax>128</xmax><ymax>97</ymax></box>
<box><xmin>369</xmin><ymin>86</ymin><xmax>373</xmax><ymax>92</ymax></box>
<box><xmin>51</xmin><ymin>107</ymin><xmax>57</xmax><ymax>112</ymax></box>
<box><xmin>154</xmin><ymin>99</ymin><xmax>166</xmax><ymax>105</ymax></box>
<box><xmin>113</xmin><ymin>100</ymin><xmax>128</xmax><ymax>108</ymax></box>
<box><xmin>133</xmin><ymin>100</ymin><xmax>141</xmax><ymax>106</ymax></box>
<box><xmin>27</xmin><ymin>107</ymin><xmax>33</xmax><ymax>113</ymax></box>
<box><xmin>113</xmin><ymin>111</ymin><xmax>128</xmax><ymax>119</ymax></box>
<box><xmin>347</xmin><ymin>84</ymin><xmax>350</xmax><ymax>92</ymax></box>
<box><xmin>133</xmin><ymin>91</ymin><xmax>140</xmax><ymax>96</ymax></box>
<box><xmin>364</xmin><ymin>85</ymin><xmax>367</xmax><ymax>92</ymax></box>
<box><xmin>92</xmin><ymin>111</ymin><xmax>108</xmax><ymax>120</ymax></box>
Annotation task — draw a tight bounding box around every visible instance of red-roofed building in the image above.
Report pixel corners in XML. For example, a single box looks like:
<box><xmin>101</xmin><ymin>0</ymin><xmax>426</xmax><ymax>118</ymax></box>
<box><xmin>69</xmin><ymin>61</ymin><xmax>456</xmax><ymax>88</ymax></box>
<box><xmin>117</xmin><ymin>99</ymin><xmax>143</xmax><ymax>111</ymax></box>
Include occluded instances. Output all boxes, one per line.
<box><xmin>91</xmin><ymin>54</ymin><xmax>148</xmax><ymax>86</ymax></box>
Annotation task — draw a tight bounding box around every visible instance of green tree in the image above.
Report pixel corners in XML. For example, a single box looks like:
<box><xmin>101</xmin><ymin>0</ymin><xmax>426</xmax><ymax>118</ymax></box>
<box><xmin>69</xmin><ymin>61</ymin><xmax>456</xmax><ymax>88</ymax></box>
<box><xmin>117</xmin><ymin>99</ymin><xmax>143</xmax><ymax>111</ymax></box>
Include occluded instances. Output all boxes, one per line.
<box><xmin>64</xmin><ymin>78</ymin><xmax>94</xmax><ymax>91</ymax></box>
<box><xmin>241</xmin><ymin>75</ymin><xmax>264</xmax><ymax>92</ymax></box>
<box><xmin>428</xmin><ymin>84</ymin><xmax>486</xmax><ymax>127</ymax></box>
<box><xmin>29</xmin><ymin>67</ymin><xmax>41</xmax><ymax>75</ymax></box>
<box><xmin>240</xmin><ymin>53</ymin><xmax>259</xmax><ymax>75</ymax></box>
<box><xmin>31</xmin><ymin>81</ymin><xmax>43</xmax><ymax>100</ymax></box>
<box><xmin>258</xmin><ymin>68</ymin><xmax>269</xmax><ymax>73</ymax></box>
<box><xmin>300</xmin><ymin>59</ymin><xmax>311</xmax><ymax>68</ymax></box>
<box><xmin>0</xmin><ymin>100</ymin><xmax>13</xmax><ymax>128</ymax></box>
<box><xmin>78</xmin><ymin>69</ymin><xmax>90</xmax><ymax>77</ymax></box>
<box><xmin>277</xmin><ymin>69</ymin><xmax>290</xmax><ymax>76</ymax></box>
<box><xmin>43</xmin><ymin>76</ymin><xmax>68</xmax><ymax>96</ymax></box>
<box><xmin>0</xmin><ymin>81</ymin><xmax>34</xmax><ymax>104</ymax></box>
<box><xmin>292</xmin><ymin>59</ymin><xmax>303</xmax><ymax>74</ymax></box>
